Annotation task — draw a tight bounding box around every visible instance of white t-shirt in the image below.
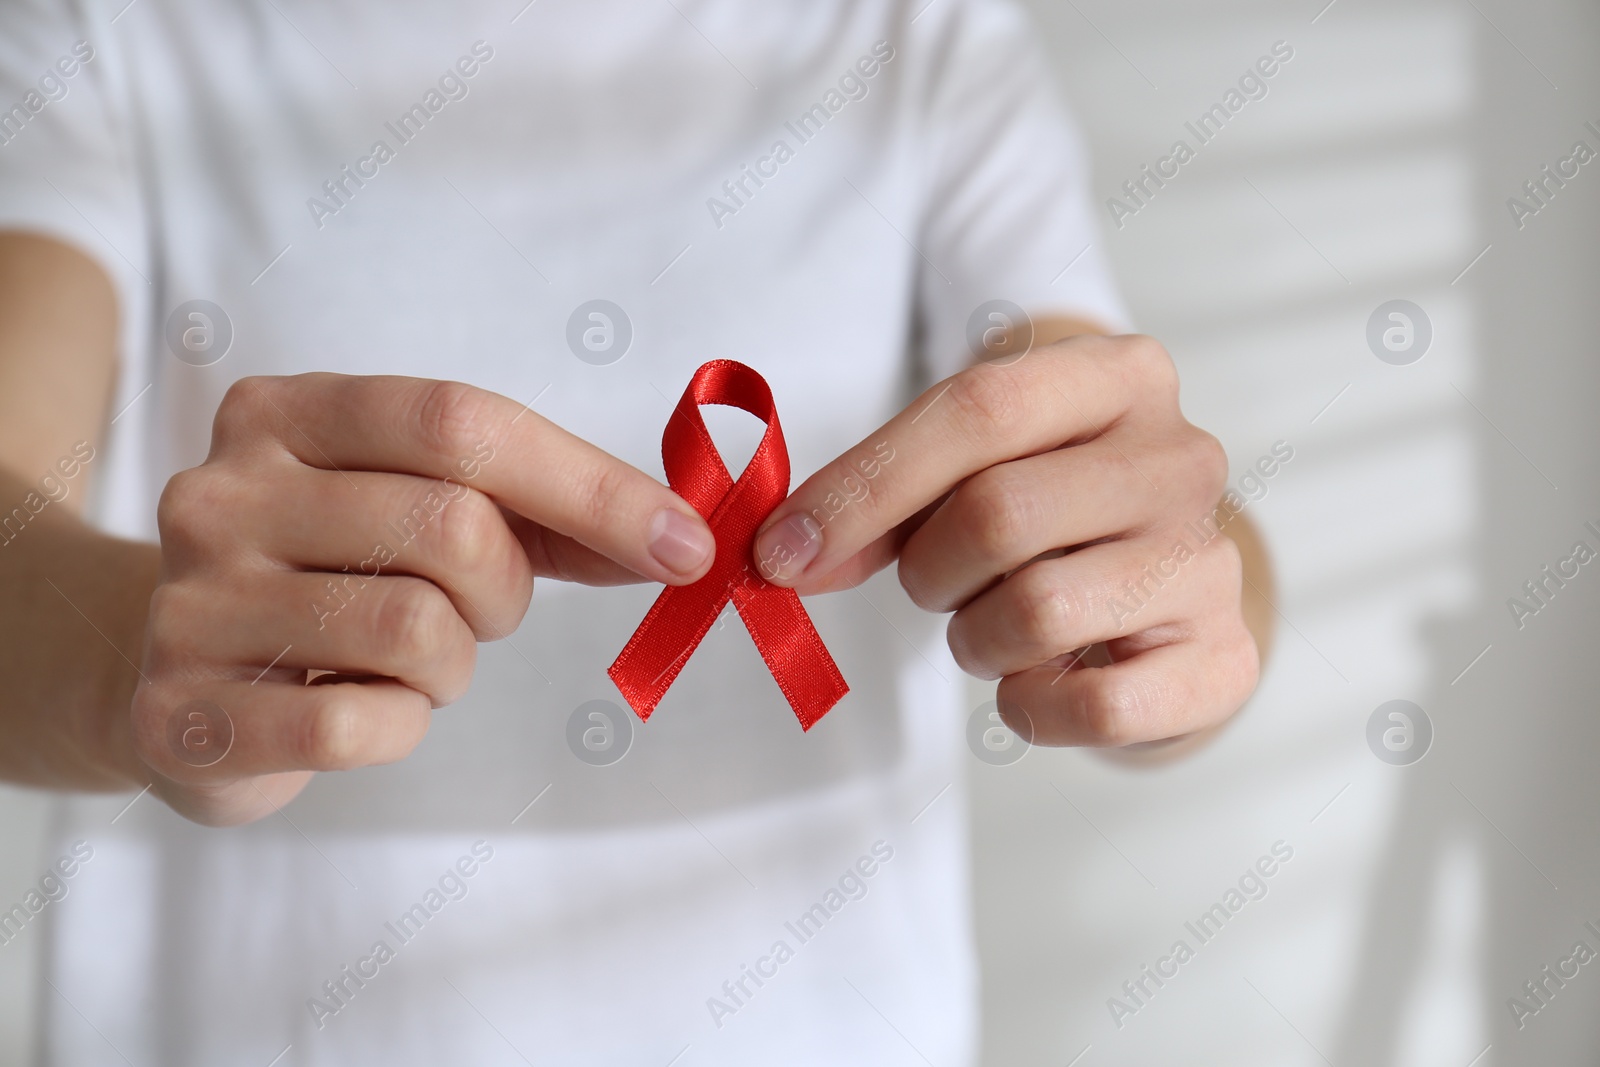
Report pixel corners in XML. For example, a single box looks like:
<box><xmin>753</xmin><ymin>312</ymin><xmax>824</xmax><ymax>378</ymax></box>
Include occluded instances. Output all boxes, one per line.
<box><xmin>0</xmin><ymin>1</ymin><xmax>1126</xmax><ymax>1063</ymax></box>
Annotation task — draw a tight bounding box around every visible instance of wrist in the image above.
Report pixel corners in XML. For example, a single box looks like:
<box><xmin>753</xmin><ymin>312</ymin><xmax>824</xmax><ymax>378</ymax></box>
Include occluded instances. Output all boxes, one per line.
<box><xmin>57</xmin><ymin>533</ymin><xmax>161</xmax><ymax>791</ymax></box>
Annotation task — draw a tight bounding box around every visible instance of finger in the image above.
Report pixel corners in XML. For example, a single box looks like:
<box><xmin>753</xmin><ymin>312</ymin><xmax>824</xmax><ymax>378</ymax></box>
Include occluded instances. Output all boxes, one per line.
<box><xmin>504</xmin><ymin>514</ymin><xmax>655</xmax><ymax>587</ymax></box>
<box><xmin>150</xmin><ymin>771</ymin><xmax>315</xmax><ymax>828</ymax></box>
<box><xmin>211</xmin><ymin>374</ymin><xmax>716</xmax><ymax>586</ymax></box>
<box><xmin>752</xmin><ymin>336</ymin><xmax>1173</xmax><ymax>586</ymax></box>
<box><xmin>787</xmin><ymin>497</ymin><xmax>948</xmax><ymax>597</ymax></box>
<box><xmin>946</xmin><ymin>535</ymin><xmax>1234</xmax><ymax>680</ymax></box>
<box><xmin>134</xmin><ymin>678</ymin><xmax>431</xmax><ymax>789</ymax></box>
<box><xmin>225</xmin><ymin>466</ymin><xmax>535</xmax><ymax>639</ymax></box>
<box><xmin>148</xmin><ymin>573</ymin><xmax>477</xmax><ymax>707</ymax></box>
<box><xmin>897</xmin><ymin>439</ymin><xmax>1169</xmax><ymax>613</ymax></box>
<box><xmin>995</xmin><ymin>631</ymin><xmax>1257</xmax><ymax>747</ymax></box>
<box><xmin>788</xmin><ymin>529</ymin><xmax>903</xmax><ymax>595</ymax></box>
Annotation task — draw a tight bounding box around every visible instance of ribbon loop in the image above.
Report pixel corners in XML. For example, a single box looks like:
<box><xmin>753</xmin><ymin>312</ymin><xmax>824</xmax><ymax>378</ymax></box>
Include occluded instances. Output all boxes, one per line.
<box><xmin>608</xmin><ymin>360</ymin><xmax>848</xmax><ymax>730</ymax></box>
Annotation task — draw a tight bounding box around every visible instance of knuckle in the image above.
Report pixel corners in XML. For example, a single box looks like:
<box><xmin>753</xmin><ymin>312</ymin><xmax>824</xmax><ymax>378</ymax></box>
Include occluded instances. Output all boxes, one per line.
<box><xmin>1206</xmin><ymin>531</ymin><xmax>1244</xmax><ymax>586</ymax></box>
<box><xmin>297</xmin><ymin>693</ymin><xmax>368</xmax><ymax>771</ymax></box>
<box><xmin>156</xmin><ymin>468</ymin><xmax>228</xmax><ymax>551</ymax></box>
<box><xmin>1185</xmin><ymin>532</ymin><xmax>1244</xmax><ymax>605</ymax></box>
<box><xmin>142</xmin><ymin>581</ymin><xmax>183</xmax><ymax>639</ymax></box>
<box><xmin>1120</xmin><ymin>335</ymin><xmax>1179</xmax><ymax>398</ymax></box>
<box><xmin>416</xmin><ymin>380</ymin><xmax>489</xmax><ymax>463</ymax></box>
<box><xmin>376</xmin><ymin>579</ymin><xmax>454</xmax><ymax>665</ymax></box>
<box><xmin>1233</xmin><ymin>630</ymin><xmax>1263</xmax><ymax>698</ymax></box>
<box><xmin>908</xmin><ymin>543</ymin><xmax>966</xmax><ymax>607</ymax></box>
<box><xmin>945</xmin><ymin>623</ymin><xmax>992</xmax><ymax>680</ymax></box>
<box><xmin>579</xmin><ymin>460</ymin><xmax>631</xmax><ymax>532</ymax></box>
<box><xmin>128</xmin><ymin>686</ymin><xmax>229</xmax><ymax>780</ymax></box>
<box><xmin>430</xmin><ymin>486</ymin><xmax>497</xmax><ymax>573</ymax></box>
<box><xmin>1187</xmin><ymin>428</ymin><xmax>1230</xmax><ymax>500</ymax></box>
<box><xmin>141</xmin><ymin>583</ymin><xmax>196</xmax><ymax>666</ymax></box>
<box><xmin>1011</xmin><ymin>569</ymin><xmax>1079</xmax><ymax>650</ymax></box>
<box><xmin>436</xmin><ymin>647</ymin><xmax>477</xmax><ymax>706</ymax></box>
<box><xmin>1078</xmin><ymin>679</ymin><xmax>1151</xmax><ymax>747</ymax></box>
<box><xmin>958</xmin><ymin>468</ymin><xmax>1036</xmax><ymax>560</ymax></box>
<box><xmin>946</xmin><ymin>365</ymin><xmax>1025</xmax><ymax>437</ymax></box>
<box><xmin>127</xmin><ymin>689</ymin><xmax>172</xmax><ymax>768</ymax></box>
<box><xmin>897</xmin><ymin>557</ymin><xmax>946</xmax><ymax>613</ymax></box>
<box><xmin>215</xmin><ymin>375</ymin><xmax>274</xmax><ymax>429</ymax></box>
<box><xmin>1221</xmin><ymin>624</ymin><xmax>1262</xmax><ymax>700</ymax></box>
<box><xmin>1200</xmin><ymin>542</ymin><xmax>1260</xmax><ymax>697</ymax></box>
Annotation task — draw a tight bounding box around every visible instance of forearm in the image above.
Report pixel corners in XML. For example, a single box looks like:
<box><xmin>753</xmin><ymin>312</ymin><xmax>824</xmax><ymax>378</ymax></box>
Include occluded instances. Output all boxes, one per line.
<box><xmin>0</xmin><ymin>233</ymin><xmax>148</xmax><ymax>790</ymax></box>
<box><xmin>0</xmin><ymin>469</ymin><xmax>157</xmax><ymax>790</ymax></box>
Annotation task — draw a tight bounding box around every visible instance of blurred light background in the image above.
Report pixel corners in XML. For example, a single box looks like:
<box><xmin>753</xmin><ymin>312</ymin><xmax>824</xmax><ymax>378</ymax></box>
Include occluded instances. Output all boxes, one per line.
<box><xmin>969</xmin><ymin>0</ymin><xmax>1600</xmax><ymax>1064</ymax></box>
<box><xmin>2</xmin><ymin>0</ymin><xmax>1598</xmax><ymax>1064</ymax></box>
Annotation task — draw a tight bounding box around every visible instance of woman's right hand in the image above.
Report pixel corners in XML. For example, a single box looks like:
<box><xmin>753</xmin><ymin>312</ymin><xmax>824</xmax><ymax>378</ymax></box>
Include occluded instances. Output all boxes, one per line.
<box><xmin>130</xmin><ymin>373</ymin><xmax>715</xmax><ymax>826</ymax></box>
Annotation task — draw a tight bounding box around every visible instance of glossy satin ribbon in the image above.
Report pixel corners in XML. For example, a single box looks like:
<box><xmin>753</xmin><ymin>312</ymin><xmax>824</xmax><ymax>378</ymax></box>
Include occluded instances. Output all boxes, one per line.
<box><xmin>608</xmin><ymin>360</ymin><xmax>848</xmax><ymax>730</ymax></box>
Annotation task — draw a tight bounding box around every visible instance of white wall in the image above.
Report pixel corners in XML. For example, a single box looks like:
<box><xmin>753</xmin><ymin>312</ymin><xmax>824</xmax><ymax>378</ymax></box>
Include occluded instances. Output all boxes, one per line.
<box><xmin>972</xmin><ymin>0</ymin><xmax>1600</xmax><ymax>1063</ymax></box>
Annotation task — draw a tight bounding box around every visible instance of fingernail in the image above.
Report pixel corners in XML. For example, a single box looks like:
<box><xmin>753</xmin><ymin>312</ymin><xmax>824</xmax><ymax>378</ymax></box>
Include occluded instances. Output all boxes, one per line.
<box><xmin>649</xmin><ymin>509</ymin><xmax>713</xmax><ymax>577</ymax></box>
<box><xmin>754</xmin><ymin>513</ymin><xmax>821</xmax><ymax>582</ymax></box>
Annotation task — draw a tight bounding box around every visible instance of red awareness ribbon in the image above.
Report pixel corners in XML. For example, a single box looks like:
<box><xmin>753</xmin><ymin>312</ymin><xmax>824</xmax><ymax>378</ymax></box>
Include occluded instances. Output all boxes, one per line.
<box><xmin>608</xmin><ymin>360</ymin><xmax>848</xmax><ymax>730</ymax></box>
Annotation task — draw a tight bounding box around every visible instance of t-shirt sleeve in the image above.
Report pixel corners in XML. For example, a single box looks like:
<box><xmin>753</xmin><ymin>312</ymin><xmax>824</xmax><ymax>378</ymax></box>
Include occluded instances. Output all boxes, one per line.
<box><xmin>911</xmin><ymin>0</ymin><xmax>1131</xmax><ymax>381</ymax></box>
<box><xmin>0</xmin><ymin>2</ymin><xmax>149</xmax><ymax>347</ymax></box>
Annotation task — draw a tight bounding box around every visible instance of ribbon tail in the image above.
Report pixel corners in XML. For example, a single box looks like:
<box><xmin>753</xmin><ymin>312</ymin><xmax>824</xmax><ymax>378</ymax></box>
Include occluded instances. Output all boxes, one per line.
<box><xmin>608</xmin><ymin>581</ymin><xmax>728</xmax><ymax>721</ymax></box>
<box><xmin>734</xmin><ymin>586</ymin><xmax>849</xmax><ymax>731</ymax></box>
